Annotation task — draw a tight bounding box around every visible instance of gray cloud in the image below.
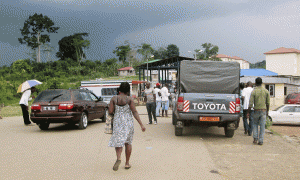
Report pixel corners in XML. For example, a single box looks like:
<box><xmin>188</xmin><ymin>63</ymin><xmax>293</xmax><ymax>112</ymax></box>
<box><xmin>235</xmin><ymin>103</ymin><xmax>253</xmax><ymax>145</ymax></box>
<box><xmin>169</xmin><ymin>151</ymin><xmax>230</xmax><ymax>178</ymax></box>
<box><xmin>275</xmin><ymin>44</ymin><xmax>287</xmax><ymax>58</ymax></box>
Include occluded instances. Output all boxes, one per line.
<box><xmin>0</xmin><ymin>0</ymin><xmax>299</xmax><ymax>66</ymax></box>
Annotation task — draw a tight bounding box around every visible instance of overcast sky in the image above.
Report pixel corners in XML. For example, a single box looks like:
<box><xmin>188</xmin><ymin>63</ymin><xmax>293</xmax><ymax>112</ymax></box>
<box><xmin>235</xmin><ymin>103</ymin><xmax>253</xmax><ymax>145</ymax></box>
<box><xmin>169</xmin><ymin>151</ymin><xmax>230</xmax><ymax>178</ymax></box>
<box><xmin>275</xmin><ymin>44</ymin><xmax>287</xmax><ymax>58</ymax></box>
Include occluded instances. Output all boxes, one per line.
<box><xmin>1</xmin><ymin>0</ymin><xmax>300</xmax><ymax>66</ymax></box>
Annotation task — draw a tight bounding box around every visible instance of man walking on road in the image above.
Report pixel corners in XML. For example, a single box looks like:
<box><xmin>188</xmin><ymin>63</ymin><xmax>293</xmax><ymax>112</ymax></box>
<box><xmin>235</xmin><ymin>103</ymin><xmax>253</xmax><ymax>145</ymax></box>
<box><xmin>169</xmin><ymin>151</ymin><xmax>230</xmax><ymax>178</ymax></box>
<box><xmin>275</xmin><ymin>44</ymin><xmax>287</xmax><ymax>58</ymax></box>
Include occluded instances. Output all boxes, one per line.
<box><xmin>154</xmin><ymin>83</ymin><xmax>162</xmax><ymax>117</ymax></box>
<box><xmin>248</xmin><ymin>77</ymin><xmax>270</xmax><ymax>145</ymax></box>
<box><xmin>144</xmin><ymin>82</ymin><xmax>157</xmax><ymax>125</ymax></box>
<box><xmin>242</xmin><ymin>81</ymin><xmax>254</xmax><ymax>136</ymax></box>
<box><xmin>19</xmin><ymin>87</ymin><xmax>36</xmax><ymax>126</ymax></box>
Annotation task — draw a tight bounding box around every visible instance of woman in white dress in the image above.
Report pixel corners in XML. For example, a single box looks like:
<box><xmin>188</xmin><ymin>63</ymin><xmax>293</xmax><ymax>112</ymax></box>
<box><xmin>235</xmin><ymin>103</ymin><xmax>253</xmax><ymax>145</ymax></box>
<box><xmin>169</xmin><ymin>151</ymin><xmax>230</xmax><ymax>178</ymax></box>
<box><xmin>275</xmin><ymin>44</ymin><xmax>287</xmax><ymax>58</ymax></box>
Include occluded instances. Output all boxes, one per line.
<box><xmin>108</xmin><ymin>82</ymin><xmax>146</xmax><ymax>171</ymax></box>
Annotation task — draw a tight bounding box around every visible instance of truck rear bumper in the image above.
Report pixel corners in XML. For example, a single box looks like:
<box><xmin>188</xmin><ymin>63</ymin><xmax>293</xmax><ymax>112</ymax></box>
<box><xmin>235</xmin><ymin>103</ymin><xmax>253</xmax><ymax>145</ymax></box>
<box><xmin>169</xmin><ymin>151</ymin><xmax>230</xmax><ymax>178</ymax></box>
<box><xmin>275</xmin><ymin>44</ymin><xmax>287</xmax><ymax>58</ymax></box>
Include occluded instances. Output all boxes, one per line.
<box><xmin>177</xmin><ymin>112</ymin><xmax>239</xmax><ymax>122</ymax></box>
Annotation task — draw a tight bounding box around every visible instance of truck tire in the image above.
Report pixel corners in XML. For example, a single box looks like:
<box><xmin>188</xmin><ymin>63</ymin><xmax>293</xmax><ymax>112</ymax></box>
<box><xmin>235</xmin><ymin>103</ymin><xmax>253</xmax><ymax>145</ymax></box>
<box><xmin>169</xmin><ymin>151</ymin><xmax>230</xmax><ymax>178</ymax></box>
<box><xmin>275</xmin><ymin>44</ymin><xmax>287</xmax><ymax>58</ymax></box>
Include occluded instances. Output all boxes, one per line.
<box><xmin>224</xmin><ymin>126</ymin><xmax>234</xmax><ymax>138</ymax></box>
<box><xmin>175</xmin><ymin>127</ymin><xmax>183</xmax><ymax>136</ymax></box>
<box><xmin>172</xmin><ymin>112</ymin><xmax>177</xmax><ymax>125</ymax></box>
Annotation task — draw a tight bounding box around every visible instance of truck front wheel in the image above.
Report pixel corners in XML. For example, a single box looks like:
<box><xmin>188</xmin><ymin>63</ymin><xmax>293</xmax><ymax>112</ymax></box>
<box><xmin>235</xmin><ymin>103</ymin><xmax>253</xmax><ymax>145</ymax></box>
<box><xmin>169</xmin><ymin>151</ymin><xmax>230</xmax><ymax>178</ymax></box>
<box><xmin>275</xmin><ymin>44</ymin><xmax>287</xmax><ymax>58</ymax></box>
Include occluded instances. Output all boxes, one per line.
<box><xmin>224</xmin><ymin>126</ymin><xmax>235</xmax><ymax>138</ymax></box>
<box><xmin>175</xmin><ymin>127</ymin><xmax>183</xmax><ymax>136</ymax></box>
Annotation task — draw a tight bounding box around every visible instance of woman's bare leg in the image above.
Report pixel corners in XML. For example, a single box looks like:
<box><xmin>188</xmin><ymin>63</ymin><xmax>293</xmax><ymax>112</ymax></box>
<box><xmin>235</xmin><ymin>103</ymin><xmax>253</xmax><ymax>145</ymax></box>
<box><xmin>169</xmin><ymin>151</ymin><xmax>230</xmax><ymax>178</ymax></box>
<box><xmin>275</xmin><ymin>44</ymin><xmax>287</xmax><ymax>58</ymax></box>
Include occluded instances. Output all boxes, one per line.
<box><xmin>115</xmin><ymin>147</ymin><xmax>122</xmax><ymax>160</ymax></box>
<box><xmin>125</xmin><ymin>143</ymin><xmax>132</xmax><ymax>167</ymax></box>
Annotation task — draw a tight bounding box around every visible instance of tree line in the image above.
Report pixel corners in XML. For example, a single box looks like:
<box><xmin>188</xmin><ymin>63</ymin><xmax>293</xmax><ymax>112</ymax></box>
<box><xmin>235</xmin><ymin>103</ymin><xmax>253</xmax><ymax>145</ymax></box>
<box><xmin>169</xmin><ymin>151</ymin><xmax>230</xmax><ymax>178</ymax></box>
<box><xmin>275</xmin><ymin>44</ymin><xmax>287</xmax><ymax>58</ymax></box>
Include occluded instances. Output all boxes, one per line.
<box><xmin>0</xmin><ymin>13</ymin><xmax>222</xmax><ymax>106</ymax></box>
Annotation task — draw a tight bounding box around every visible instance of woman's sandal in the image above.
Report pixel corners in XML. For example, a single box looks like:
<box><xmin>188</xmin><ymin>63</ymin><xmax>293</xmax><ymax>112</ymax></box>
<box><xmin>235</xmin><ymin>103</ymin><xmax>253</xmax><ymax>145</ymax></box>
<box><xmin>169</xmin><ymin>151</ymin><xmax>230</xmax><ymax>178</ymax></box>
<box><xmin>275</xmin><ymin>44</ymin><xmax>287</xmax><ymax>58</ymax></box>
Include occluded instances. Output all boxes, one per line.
<box><xmin>113</xmin><ymin>160</ymin><xmax>121</xmax><ymax>171</ymax></box>
<box><xmin>125</xmin><ymin>165</ymin><xmax>131</xmax><ymax>169</ymax></box>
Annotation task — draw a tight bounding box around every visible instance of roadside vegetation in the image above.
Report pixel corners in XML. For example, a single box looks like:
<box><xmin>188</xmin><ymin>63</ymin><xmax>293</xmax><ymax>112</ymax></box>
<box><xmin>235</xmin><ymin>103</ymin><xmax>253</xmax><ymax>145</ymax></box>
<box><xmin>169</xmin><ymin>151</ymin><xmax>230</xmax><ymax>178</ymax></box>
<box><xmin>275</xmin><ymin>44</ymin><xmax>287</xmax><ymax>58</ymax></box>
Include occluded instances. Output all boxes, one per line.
<box><xmin>1</xmin><ymin>13</ymin><xmax>264</xmax><ymax>117</ymax></box>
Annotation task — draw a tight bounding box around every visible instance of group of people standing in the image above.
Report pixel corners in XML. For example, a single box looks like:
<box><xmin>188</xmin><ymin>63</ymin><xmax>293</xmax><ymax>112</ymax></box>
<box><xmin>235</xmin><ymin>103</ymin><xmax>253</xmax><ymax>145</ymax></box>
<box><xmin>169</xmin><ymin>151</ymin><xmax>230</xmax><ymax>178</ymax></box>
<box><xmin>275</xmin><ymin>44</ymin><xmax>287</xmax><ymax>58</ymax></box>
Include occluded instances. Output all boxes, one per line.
<box><xmin>144</xmin><ymin>82</ymin><xmax>170</xmax><ymax>125</ymax></box>
<box><xmin>241</xmin><ymin>77</ymin><xmax>270</xmax><ymax>145</ymax></box>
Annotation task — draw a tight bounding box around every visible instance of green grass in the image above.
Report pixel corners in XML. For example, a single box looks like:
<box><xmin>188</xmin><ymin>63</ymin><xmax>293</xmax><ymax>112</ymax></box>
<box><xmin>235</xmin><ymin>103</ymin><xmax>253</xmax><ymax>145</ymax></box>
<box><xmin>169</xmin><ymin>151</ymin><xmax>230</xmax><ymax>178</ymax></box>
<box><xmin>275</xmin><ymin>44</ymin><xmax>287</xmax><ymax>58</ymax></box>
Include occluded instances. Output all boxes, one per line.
<box><xmin>0</xmin><ymin>102</ymin><xmax>33</xmax><ymax>117</ymax></box>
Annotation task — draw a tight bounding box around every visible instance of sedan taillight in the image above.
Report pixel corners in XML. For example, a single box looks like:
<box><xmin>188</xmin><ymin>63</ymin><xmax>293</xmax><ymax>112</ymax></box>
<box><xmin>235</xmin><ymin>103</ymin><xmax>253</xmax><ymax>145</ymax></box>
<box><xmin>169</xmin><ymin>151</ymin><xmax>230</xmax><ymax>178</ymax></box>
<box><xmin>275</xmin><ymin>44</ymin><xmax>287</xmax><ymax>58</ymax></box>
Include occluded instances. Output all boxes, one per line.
<box><xmin>31</xmin><ymin>104</ymin><xmax>41</xmax><ymax>111</ymax></box>
<box><xmin>59</xmin><ymin>103</ymin><xmax>74</xmax><ymax>111</ymax></box>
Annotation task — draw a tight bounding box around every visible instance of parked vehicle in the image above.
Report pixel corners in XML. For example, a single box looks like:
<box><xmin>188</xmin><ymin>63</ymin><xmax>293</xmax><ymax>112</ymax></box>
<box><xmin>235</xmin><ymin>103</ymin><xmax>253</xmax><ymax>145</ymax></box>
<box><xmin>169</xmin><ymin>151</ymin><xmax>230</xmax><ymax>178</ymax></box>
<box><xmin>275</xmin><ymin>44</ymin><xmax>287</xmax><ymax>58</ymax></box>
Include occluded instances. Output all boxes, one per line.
<box><xmin>30</xmin><ymin>89</ymin><xmax>108</xmax><ymax>130</ymax></box>
<box><xmin>81</xmin><ymin>80</ymin><xmax>132</xmax><ymax>104</ymax></box>
<box><xmin>285</xmin><ymin>93</ymin><xmax>300</xmax><ymax>104</ymax></box>
<box><xmin>172</xmin><ymin>60</ymin><xmax>240</xmax><ymax>137</ymax></box>
<box><xmin>269</xmin><ymin>104</ymin><xmax>300</xmax><ymax>125</ymax></box>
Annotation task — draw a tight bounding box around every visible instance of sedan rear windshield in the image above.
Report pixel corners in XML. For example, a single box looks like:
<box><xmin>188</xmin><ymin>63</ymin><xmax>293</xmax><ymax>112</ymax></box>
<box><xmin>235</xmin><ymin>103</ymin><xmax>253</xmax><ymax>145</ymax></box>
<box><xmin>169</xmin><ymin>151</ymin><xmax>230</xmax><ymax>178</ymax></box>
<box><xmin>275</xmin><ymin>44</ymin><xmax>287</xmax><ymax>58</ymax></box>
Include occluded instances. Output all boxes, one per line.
<box><xmin>34</xmin><ymin>90</ymin><xmax>71</xmax><ymax>103</ymax></box>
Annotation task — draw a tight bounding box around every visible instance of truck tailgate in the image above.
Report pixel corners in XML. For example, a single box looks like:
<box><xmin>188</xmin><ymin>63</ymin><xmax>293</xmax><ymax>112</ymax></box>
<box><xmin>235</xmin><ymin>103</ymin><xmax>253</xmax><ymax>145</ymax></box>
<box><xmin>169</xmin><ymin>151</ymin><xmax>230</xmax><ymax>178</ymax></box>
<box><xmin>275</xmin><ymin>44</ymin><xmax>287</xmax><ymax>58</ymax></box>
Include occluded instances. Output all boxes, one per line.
<box><xmin>182</xmin><ymin>93</ymin><xmax>237</xmax><ymax>114</ymax></box>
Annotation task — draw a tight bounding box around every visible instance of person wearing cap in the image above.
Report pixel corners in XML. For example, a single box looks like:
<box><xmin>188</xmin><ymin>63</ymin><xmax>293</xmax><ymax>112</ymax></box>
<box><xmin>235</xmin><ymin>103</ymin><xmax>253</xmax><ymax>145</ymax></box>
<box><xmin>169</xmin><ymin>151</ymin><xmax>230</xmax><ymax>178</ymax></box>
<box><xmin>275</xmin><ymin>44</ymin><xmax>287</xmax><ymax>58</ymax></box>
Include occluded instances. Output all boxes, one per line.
<box><xmin>248</xmin><ymin>77</ymin><xmax>270</xmax><ymax>145</ymax></box>
<box><xmin>154</xmin><ymin>83</ymin><xmax>162</xmax><ymax>117</ymax></box>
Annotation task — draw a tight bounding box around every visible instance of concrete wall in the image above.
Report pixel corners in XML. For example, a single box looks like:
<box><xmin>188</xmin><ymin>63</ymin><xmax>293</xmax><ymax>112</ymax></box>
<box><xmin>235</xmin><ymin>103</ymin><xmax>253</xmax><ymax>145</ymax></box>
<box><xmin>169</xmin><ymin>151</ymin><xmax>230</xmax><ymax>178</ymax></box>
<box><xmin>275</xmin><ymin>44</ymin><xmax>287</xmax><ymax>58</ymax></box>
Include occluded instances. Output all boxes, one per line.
<box><xmin>118</xmin><ymin>70</ymin><xmax>135</xmax><ymax>76</ymax></box>
<box><xmin>266</xmin><ymin>53</ymin><xmax>298</xmax><ymax>76</ymax></box>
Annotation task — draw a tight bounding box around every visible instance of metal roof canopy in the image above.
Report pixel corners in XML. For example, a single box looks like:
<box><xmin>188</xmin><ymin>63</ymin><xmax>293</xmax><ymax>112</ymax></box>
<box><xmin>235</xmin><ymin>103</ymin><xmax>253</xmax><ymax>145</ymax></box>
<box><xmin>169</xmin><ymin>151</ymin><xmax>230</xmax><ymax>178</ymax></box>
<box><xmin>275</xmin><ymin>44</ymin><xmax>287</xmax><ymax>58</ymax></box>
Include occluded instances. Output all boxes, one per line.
<box><xmin>137</xmin><ymin>56</ymin><xmax>194</xmax><ymax>88</ymax></box>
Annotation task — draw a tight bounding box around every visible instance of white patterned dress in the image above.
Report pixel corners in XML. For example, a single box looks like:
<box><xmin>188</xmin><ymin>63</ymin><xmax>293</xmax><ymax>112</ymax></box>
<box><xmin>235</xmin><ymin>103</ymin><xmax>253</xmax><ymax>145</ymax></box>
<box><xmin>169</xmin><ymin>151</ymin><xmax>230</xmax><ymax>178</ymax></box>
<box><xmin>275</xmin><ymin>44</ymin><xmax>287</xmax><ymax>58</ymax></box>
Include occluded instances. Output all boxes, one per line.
<box><xmin>108</xmin><ymin>98</ymin><xmax>134</xmax><ymax>147</ymax></box>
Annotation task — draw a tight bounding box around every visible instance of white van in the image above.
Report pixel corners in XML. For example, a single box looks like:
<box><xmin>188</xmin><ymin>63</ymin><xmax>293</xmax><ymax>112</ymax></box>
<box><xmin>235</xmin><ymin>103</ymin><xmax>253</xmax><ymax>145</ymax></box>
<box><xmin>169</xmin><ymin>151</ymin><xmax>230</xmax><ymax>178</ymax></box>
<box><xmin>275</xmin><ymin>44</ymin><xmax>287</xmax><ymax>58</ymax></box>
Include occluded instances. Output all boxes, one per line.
<box><xmin>80</xmin><ymin>80</ymin><xmax>132</xmax><ymax>104</ymax></box>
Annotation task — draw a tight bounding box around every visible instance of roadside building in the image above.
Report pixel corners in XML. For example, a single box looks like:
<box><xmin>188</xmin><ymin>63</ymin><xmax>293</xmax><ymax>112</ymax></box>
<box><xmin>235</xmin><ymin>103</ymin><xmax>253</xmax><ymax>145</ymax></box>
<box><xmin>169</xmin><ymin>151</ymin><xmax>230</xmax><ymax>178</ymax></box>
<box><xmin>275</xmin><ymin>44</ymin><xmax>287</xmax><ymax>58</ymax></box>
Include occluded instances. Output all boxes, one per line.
<box><xmin>216</xmin><ymin>54</ymin><xmax>250</xmax><ymax>69</ymax></box>
<box><xmin>265</xmin><ymin>47</ymin><xmax>300</xmax><ymax>76</ymax></box>
<box><xmin>240</xmin><ymin>69</ymin><xmax>300</xmax><ymax>108</ymax></box>
<box><xmin>117</xmin><ymin>67</ymin><xmax>135</xmax><ymax>76</ymax></box>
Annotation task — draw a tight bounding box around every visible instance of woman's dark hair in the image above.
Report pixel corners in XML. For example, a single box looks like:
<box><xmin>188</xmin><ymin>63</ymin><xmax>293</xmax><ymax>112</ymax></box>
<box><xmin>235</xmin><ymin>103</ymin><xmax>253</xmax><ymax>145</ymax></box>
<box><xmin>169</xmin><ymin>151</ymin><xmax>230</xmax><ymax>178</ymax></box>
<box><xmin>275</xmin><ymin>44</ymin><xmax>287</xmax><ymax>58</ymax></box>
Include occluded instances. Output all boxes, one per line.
<box><xmin>119</xmin><ymin>82</ymin><xmax>130</xmax><ymax>94</ymax></box>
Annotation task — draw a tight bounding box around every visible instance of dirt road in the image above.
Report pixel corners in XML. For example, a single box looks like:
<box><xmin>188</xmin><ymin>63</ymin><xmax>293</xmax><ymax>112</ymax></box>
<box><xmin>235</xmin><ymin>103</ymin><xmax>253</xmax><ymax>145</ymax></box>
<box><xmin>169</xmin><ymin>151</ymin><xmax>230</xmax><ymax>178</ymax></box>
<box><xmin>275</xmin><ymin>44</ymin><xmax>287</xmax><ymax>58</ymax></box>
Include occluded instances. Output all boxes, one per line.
<box><xmin>0</xmin><ymin>106</ymin><xmax>300</xmax><ymax>180</ymax></box>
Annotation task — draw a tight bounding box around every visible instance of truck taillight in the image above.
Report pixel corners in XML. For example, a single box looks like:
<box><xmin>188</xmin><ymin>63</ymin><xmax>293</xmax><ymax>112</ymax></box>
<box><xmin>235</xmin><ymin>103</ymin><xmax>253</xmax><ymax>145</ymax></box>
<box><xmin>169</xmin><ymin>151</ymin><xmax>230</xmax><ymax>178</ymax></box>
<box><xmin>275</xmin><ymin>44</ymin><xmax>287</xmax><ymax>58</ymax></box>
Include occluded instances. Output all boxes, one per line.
<box><xmin>235</xmin><ymin>98</ymin><xmax>241</xmax><ymax>113</ymax></box>
<box><xmin>59</xmin><ymin>103</ymin><xmax>74</xmax><ymax>111</ymax></box>
<box><xmin>31</xmin><ymin>104</ymin><xmax>41</xmax><ymax>111</ymax></box>
<box><xmin>177</xmin><ymin>96</ymin><xmax>184</xmax><ymax>111</ymax></box>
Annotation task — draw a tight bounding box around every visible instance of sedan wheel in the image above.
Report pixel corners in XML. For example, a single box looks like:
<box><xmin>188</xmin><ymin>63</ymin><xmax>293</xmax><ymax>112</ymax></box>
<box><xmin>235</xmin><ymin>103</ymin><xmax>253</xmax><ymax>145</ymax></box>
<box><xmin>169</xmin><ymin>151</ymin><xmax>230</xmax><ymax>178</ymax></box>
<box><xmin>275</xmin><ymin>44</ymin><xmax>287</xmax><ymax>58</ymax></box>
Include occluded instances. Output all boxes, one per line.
<box><xmin>79</xmin><ymin>112</ymin><xmax>88</xmax><ymax>130</ymax></box>
<box><xmin>101</xmin><ymin>110</ymin><xmax>107</xmax><ymax>122</ymax></box>
<box><xmin>39</xmin><ymin>123</ymin><xmax>50</xmax><ymax>130</ymax></box>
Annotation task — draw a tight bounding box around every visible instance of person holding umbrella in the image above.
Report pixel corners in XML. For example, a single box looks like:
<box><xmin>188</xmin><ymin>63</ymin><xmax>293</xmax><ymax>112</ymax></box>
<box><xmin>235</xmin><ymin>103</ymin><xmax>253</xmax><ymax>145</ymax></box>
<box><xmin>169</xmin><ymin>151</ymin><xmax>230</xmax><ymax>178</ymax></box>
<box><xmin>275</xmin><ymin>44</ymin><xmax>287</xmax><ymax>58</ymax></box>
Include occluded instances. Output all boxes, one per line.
<box><xmin>18</xmin><ymin>79</ymin><xmax>42</xmax><ymax>126</ymax></box>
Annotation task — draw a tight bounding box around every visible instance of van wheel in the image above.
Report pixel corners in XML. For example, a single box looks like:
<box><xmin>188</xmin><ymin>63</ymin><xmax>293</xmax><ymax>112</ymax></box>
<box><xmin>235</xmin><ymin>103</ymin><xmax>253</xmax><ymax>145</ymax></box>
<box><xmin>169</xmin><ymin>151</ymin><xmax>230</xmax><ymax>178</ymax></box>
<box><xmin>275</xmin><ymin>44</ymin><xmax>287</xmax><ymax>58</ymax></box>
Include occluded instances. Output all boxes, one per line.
<box><xmin>39</xmin><ymin>123</ymin><xmax>49</xmax><ymax>130</ymax></box>
<box><xmin>224</xmin><ymin>126</ymin><xmax>234</xmax><ymax>138</ymax></box>
<box><xmin>175</xmin><ymin>127</ymin><xmax>183</xmax><ymax>136</ymax></box>
<box><xmin>101</xmin><ymin>110</ymin><xmax>107</xmax><ymax>122</ymax></box>
<box><xmin>79</xmin><ymin>112</ymin><xmax>88</xmax><ymax>130</ymax></box>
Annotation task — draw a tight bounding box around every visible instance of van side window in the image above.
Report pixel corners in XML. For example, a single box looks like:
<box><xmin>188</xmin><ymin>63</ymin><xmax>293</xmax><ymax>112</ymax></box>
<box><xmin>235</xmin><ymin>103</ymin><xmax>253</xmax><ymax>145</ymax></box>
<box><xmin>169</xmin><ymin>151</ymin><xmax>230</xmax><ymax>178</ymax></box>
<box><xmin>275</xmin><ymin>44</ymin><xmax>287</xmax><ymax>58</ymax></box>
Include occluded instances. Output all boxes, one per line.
<box><xmin>101</xmin><ymin>88</ymin><xmax>118</xmax><ymax>96</ymax></box>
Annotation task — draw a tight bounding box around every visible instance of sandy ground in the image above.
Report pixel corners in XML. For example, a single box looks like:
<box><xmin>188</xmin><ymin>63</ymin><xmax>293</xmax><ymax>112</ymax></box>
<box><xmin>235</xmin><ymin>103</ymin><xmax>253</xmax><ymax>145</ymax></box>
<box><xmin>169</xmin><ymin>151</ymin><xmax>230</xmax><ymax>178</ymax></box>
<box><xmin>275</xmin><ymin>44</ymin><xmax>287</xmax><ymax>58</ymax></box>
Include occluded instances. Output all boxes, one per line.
<box><xmin>1</xmin><ymin>106</ymin><xmax>300</xmax><ymax>179</ymax></box>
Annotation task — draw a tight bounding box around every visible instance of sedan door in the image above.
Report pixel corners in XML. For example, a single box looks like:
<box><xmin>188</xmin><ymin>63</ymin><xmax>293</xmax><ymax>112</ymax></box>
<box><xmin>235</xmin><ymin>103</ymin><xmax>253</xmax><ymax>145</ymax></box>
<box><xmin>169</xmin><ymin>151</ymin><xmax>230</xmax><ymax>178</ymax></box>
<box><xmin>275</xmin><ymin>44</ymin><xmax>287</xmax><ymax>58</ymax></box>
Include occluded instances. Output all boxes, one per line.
<box><xmin>80</xmin><ymin>91</ymin><xmax>96</xmax><ymax>120</ymax></box>
<box><xmin>279</xmin><ymin>106</ymin><xmax>295</xmax><ymax>124</ymax></box>
<box><xmin>88</xmin><ymin>92</ymin><xmax>106</xmax><ymax>119</ymax></box>
<box><xmin>292</xmin><ymin>106</ymin><xmax>300</xmax><ymax>124</ymax></box>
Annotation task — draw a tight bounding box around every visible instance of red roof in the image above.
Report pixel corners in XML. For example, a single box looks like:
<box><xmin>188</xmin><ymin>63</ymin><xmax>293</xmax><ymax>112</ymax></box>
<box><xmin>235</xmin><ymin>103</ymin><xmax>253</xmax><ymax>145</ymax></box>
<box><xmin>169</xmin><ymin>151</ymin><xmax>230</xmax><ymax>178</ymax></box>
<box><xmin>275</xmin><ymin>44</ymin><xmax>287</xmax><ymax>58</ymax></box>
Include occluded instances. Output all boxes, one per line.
<box><xmin>117</xmin><ymin>67</ymin><xmax>134</xmax><ymax>71</ymax></box>
<box><xmin>216</xmin><ymin>54</ymin><xmax>231</xmax><ymax>58</ymax></box>
<box><xmin>231</xmin><ymin>56</ymin><xmax>243</xmax><ymax>60</ymax></box>
<box><xmin>264</xmin><ymin>47</ymin><xmax>300</xmax><ymax>54</ymax></box>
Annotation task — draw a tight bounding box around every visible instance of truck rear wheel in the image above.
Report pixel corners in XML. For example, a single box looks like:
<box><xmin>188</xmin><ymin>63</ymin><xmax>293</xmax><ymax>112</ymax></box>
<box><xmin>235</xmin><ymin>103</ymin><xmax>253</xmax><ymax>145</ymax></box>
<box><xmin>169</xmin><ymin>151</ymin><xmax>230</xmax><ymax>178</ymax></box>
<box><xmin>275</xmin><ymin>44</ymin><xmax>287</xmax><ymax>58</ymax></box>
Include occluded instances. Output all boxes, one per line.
<box><xmin>175</xmin><ymin>127</ymin><xmax>183</xmax><ymax>136</ymax></box>
<box><xmin>172</xmin><ymin>112</ymin><xmax>177</xmax><ymax>125</ymax></box>
<box><xmin>224</xmin><ymin>126</ymin><xmax>234</xmax><ymax>138</ymax></box>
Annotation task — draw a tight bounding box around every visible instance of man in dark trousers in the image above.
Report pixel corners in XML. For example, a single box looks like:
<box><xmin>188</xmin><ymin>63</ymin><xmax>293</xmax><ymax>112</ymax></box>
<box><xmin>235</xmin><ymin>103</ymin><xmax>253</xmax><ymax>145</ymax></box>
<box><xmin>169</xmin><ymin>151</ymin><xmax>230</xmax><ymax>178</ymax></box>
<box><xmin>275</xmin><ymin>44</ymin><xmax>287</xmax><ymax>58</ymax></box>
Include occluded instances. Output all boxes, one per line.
<box><xmin>144</xmin><ymin>82</ymin><xmax>157</xmax><ymax>125</ymax></box>
<box><xmin>19</xmin><ymin>87</ymin><xmax>36</xmax><ymax>125</ymax></box>
<box><xmin>248</xmin><ymin>77</ymin><xmax>270</xmax><ymax>145</ymax></box>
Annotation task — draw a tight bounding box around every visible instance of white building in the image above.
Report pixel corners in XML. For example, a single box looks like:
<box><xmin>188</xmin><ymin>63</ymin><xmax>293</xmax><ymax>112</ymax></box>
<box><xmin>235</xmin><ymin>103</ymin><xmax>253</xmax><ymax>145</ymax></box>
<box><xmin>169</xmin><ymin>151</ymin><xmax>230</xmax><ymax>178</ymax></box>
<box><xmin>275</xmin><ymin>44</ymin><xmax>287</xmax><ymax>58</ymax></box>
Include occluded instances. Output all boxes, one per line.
<box><xmin>216</xmin><ymin>54</ymin><xmax>250</xmax><ymax>69</ymax></box>
<box><xmin>264</xmin><ymin>47</ymin><xmax>300</xmax><ymax>76</ymax></box>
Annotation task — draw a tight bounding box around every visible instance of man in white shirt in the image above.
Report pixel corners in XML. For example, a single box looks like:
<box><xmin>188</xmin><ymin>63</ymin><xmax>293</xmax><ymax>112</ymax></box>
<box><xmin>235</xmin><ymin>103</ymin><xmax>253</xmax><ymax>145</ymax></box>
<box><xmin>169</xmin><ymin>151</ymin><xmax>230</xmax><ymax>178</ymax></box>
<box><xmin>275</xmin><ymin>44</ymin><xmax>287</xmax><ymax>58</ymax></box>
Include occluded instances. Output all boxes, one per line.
<box><xmin>144</xmin><ymin>82</ymin><xmax>157</xmax><ymax>124</ymax></box>
<box><xmin>242</xmin><ymin>81</ymin><xmax>254</xmax><ymax>136</ymax></box>
<box><xmin>154</xmin><ymin>83</ymin><xmax>162</xmax><ymax>117</ymax></box>
<box><xmin>160</xmin><ymin>84</ymin><xmax>170</xmax><ymax>117</ymax></box>
<box><xmin>19</xmin><ymin>87</ymin><xmax>36</xmax><ymax>125</ymax></box>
